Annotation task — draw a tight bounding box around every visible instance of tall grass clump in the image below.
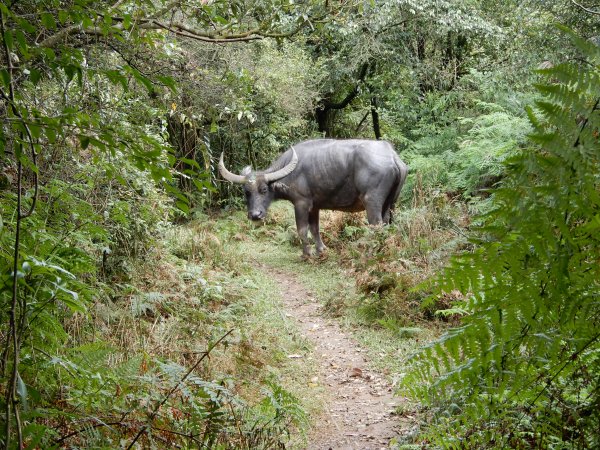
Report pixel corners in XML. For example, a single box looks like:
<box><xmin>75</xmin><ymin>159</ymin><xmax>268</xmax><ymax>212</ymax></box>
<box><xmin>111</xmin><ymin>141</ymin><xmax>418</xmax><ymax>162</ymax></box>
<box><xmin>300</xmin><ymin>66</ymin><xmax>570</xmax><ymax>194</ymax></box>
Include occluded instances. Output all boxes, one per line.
<box><xmin>321</xmin><ymin>186</ymin><xmax>470</xmax><ymax>326</ymax></box>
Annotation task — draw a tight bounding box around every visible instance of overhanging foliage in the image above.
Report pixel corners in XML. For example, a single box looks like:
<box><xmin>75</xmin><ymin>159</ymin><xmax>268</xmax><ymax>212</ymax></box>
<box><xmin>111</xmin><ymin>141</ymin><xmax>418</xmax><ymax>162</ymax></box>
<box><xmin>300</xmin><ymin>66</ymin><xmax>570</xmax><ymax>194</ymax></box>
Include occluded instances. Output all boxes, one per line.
<box><xmin>404</xmin><ymin>27</ymin><xmax>600</xmax><ymax>448</ymax></box>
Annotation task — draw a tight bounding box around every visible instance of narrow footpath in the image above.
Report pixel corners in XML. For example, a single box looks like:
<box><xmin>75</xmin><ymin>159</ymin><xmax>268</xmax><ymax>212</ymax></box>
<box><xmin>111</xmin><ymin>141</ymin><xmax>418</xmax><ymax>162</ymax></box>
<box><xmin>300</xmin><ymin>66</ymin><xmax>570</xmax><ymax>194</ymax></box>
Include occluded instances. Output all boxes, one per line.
<box><xmin>256</xmin><ymin>261</ymin><xmax>405</xmax><ymax>449</ymax></box>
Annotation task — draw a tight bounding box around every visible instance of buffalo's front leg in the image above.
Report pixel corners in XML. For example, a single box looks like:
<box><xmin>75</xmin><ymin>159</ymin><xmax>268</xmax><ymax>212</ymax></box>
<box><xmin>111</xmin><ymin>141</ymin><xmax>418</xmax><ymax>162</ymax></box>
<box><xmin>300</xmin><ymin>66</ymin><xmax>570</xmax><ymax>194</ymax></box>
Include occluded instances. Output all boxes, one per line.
<box><xmin>294</xmin><ymin>204</ymin><xmax>311</xmax><ymax>257</ymax></box>
<box><xmin>309</xmin><ymin>208</ymin><xmax>326</xmax><ymax>255</ymax></box>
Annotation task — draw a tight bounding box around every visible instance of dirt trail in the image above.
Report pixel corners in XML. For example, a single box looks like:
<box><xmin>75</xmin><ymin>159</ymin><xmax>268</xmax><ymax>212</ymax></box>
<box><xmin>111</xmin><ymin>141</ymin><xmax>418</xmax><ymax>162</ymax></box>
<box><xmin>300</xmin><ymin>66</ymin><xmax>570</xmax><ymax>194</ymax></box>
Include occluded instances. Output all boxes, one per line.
<box><xmin>259</xmin><ymin>263</ymin><xmax>405</xmax><ymax>449</ymax></box>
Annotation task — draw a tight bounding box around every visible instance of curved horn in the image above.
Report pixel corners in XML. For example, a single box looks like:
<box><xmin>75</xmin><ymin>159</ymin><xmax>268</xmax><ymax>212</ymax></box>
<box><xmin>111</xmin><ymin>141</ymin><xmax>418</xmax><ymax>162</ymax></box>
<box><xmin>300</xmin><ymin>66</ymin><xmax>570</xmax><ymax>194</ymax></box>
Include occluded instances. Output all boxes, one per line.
<box><xmin>264</xmin><ymin>147</ymin><xmax>298</xmax><ymax>182</ymax></box>
<box><xmin>219</xmin><ymin>153</ymin><xmax>247</xmax><ymax>184</ymax></box>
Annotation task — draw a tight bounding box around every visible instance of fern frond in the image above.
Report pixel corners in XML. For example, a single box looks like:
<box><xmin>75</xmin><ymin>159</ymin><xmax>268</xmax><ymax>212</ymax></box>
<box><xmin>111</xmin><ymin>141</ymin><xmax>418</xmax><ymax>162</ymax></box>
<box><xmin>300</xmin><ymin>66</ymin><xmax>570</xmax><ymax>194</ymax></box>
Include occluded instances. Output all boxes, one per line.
<box><xmin>537</xmin><ymin>62</ymin><xmax>600</xmax><ymax>96</ymax></box>
<box><xmin>555</xmin><ymin>24</ymin><xmax>600</xmax><ymax>62</ymax></box>
<box><xmin>406</xmin><ymin>26</ymin><xmax>600</xmax><ymax>448</ymax></box>
<box><xmin>534</xmin><ymin>83</ymin><xmax>589</xmax><ymax>114</ymax></box>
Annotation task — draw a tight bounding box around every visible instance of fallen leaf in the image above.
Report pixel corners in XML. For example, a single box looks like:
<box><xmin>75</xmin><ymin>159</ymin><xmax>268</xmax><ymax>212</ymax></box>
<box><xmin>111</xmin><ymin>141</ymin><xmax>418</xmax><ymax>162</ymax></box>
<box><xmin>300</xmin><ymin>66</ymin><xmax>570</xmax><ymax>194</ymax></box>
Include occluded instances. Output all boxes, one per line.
<box><xmin>349</xmin><ymin>367</ymin><xmax>363</xmax><ymax>378</ymax></box>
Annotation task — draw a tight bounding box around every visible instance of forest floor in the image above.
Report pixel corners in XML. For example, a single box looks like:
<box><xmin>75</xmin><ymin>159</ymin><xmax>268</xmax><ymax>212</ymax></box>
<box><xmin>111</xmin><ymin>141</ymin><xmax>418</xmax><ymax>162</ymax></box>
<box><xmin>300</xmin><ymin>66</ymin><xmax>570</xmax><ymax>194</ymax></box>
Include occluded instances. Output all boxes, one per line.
<box><xmin>238</xmin><ymin>224</ymin><xmax>423</xmax><ymax>449</ymax></box>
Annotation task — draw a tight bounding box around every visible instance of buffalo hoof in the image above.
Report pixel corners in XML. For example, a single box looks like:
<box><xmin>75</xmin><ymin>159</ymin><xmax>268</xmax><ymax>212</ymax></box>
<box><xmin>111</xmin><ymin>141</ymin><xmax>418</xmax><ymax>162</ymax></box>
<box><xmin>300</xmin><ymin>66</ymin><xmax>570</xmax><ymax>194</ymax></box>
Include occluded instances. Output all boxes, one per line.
<box><xmin>316</xmin><ymin>247</ymin><xmax>328</xmax><ymax>260</ymax></box>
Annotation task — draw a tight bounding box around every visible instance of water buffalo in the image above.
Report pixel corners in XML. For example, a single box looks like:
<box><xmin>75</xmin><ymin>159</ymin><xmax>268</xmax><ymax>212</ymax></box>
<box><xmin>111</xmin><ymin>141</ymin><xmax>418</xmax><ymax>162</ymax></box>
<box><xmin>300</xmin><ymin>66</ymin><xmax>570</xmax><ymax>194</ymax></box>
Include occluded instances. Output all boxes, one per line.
<box><xmin>219</xmin><ymin>139</ymin><xmax>408</xmax><ymax>257</ymax></box>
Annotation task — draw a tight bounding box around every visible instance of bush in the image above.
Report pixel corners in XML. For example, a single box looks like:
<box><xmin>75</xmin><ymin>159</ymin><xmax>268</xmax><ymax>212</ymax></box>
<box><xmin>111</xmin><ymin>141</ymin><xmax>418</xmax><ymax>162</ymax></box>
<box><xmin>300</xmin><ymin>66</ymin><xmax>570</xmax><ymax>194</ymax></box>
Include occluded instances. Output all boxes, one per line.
<box><xmin>403</xmin><ymin>28</ymin><xmax>600</xmax><ymax>449</ymax></box>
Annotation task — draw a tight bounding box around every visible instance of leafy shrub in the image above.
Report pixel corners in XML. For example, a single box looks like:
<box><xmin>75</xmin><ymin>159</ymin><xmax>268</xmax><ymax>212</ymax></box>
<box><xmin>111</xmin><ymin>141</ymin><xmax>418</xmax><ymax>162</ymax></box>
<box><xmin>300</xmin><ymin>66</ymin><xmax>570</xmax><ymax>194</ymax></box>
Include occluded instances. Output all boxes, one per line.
<box><xmin>403</xmin><ymin>28</ymin><xmax>600</xmax><ymax>449</ymax></box>
<box><xmin>404</xmin><ymin>106</ymin><xmax>530</xmax><ymax>199</ymax></box>
<box><xmin>450</xmin><ymin>109</ymin><xmax>531</xmax><ymax>195</ymax></box>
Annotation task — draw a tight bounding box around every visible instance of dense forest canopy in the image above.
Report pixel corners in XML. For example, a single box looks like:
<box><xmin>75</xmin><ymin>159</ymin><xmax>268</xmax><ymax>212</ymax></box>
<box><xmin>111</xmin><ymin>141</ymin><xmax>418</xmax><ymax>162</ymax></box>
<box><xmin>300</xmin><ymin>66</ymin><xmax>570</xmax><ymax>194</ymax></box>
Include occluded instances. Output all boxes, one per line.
<box><xmin>0</xmin><ymin>0</ymin><xmax>598</xmax><ymax>448</ymax></box>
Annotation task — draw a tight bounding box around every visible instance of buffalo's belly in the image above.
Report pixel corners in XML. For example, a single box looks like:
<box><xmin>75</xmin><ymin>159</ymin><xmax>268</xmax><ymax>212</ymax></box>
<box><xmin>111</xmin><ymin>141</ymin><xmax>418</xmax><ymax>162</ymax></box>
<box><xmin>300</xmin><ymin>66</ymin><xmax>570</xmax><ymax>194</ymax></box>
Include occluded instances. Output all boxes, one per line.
<box><xmin>311</xmin><ymin>185</ymin><xmax>364</xmax><ymax>211</ymax></box>
<box><xmin>323</xmin><ymin>200</ymin><xmax>365</xmax><ymax>212</ymax></box>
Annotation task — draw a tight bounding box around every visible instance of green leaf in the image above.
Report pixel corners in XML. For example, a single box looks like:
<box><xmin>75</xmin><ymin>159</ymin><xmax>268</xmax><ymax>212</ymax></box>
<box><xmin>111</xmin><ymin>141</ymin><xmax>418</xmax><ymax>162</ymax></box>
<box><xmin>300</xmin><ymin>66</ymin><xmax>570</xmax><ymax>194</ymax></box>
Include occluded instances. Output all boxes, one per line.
<box><xmin>41</xmin><ymin>12</ymin><xmax>57</xmax><ymax>30</ymax></box>
<box><xmin>43</xmin><ymin>47</ymin><xmax>56</xmax><ymax>61</ymax></box>
<box><xmin>79</xmin><ymin>135</ymin><xmax>90</xmax><ymax>149</ymax></box>
<box><xmin>3</xmin><ymin>30</ymin><xmax>14</xmax><ymax>51</ymax></box>
<box><xmin>176</xmin><ymin>200</ymin><xmax>190</xmax><ymax>213</ymax></box>
<box><xmin>179</xmin><ymin>157</ymin><xmax>201</xmax><ymax>170</ymax></box>
<box><xmin>29</xmin><ymin>68</ymin><xmax>41</xmax><ymax>84</ymax></box>
<box><xmin>57</xmin><ymin>285</ymin><xmax>85</xmax><ymax>312</ymax></box>
<box><xmin>17</xmin><ymin>18</ymin><xmax>36</xmax><ymax>34</ymax></box>
<box><xmin>157</xmin><ymin>75</ymin><xmax>177</xmax><ymax>92</ymax></box>
<box><xmin>17</xmin><ymin>372</ymin><xmax>28</xmax><ymax>411</ymax></box>
<box><xmin>123</xmin><ymin>13</ymin><xmax>132</xmax><ymax>29</ymax></box>
<box><xmin>58</xmin><ymin>9</ymin><xmax>69</xmax><ymax>24</ymax></box>
<box><xmin>0</xmin><ymin>69</ymin><xmax>10</xmax><ymax>88</ymax></box>
<box><xmin>15</xmin><ymin>30</ymin><xmax>29</xmax><ymax>57</ymax></box>
<box><xmin>29</xmin><ymin>123</ymin><xmax>41</xmax><ymax>139</ymax></box>
<box><xmin>63</xmin><ymin>64</ymin><xmax>81</xmax><ymax>82</ymax></box>
<box><xmin>45</xmin><ymin>126</ymin><xmax>57</xmax><ymax>143</ymax></box>
<box><xmin>125</xmin><ymin>65</ymin><xmax>154</xmax><ymax>93</ymax></box>
<box><xmin>192</xmin><ymin>178</ymin><xmax>216</xmax><ymax>192</ymax></box>
<box><xmin>104</xmin><ymin>69</ymin><xmax>129</xmax><ymax>91</ymax></box>
<box><xmin>81</xmin><ymin>14</ymin><xmax>93</xmax><ymax>29</ymax></box>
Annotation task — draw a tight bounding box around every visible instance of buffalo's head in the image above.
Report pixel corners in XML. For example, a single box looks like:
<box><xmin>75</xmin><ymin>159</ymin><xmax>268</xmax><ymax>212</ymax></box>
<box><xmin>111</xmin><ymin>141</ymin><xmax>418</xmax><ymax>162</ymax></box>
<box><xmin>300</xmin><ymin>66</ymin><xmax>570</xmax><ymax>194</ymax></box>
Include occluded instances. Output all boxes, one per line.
<box><xmin>219</xmin><ymin>149</ymin><xmax>298</xmax><ymax>221</ymax></box>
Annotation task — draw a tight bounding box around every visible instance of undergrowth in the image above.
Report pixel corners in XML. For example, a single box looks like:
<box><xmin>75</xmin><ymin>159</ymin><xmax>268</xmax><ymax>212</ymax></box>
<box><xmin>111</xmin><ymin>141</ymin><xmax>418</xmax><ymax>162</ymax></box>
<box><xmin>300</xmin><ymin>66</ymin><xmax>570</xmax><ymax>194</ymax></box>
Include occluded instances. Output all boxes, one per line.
<box><xmin>0</xmin><ymin>156</ymin><xmax>311</xmax><ymax>448</ymax></box>
<box><xmin>317</xmin><ymin>186</ymin><xmax>471</xmax><ymax>331</ymax></box>
<box><xmin>402</xmin><ymin>28</ymin><xmax>600</xmax><ymax>449</ymax></box>
<box><xmin>79</xmin><ymin>215</ymin><xmax>313</xmax><ymax>449</ymax></box>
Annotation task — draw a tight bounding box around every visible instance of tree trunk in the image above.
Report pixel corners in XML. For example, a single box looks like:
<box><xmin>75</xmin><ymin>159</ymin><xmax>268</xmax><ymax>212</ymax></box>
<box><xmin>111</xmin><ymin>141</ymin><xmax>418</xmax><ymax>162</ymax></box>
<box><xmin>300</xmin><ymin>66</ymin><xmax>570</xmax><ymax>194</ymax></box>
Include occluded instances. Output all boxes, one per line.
<box><xmin>167</xmin><ymin>96</ymin><xmax>197</xmax><ymax>191</ymax></box>
<box><xmin>370</xmin><ymin>97</ymin><xmax>381</xmax><ymax>140</ymax></box>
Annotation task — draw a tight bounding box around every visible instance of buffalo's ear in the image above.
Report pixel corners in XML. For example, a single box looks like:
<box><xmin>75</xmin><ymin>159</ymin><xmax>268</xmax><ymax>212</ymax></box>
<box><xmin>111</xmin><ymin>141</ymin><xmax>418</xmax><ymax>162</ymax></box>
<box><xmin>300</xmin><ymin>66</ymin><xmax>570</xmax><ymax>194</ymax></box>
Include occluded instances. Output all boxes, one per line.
<box><xmin>270</xmin><ymin>182</ymin><xmax>289</xmax><ymax>194</ymax></box>
<box><xmin>241</xmin><ymin>166</ymin><xmax>252</xmax><ymax>177</ymax></box>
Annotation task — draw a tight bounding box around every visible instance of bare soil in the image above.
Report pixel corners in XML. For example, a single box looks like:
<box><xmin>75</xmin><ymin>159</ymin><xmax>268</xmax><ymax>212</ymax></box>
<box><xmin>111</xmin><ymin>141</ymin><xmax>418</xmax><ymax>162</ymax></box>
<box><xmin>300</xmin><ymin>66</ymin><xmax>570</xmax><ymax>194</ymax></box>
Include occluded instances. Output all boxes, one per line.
<box><xmin>259</xmin><ymin>263</ymin><xmax>408</xmax><ymax>449</ymax></box>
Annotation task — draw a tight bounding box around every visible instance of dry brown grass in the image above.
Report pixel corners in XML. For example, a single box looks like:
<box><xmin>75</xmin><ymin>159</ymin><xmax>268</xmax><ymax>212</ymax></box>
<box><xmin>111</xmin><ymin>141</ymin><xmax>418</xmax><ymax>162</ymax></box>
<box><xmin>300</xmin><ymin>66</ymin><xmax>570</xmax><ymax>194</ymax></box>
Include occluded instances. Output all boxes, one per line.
<box><xmin>319</xmin><ymin>191</ymin><xmax>471</xmax><ymax>324</ymax></box>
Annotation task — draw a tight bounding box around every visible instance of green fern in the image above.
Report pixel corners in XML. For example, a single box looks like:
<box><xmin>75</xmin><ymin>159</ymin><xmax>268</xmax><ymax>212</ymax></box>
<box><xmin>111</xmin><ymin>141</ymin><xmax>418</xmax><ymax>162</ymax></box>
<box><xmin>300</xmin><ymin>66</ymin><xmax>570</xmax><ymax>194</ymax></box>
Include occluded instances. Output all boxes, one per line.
<box><xmin>404</xmin><ymin>27</ymin><xmax>600</xmax><ymax>448</ymax></box>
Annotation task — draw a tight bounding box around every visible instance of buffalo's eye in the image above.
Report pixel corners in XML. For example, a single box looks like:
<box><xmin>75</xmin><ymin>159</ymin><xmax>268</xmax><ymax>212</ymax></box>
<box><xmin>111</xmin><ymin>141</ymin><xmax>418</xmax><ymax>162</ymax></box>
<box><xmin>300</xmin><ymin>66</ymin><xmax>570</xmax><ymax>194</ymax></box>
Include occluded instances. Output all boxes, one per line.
<box><xmin>259</xmin><ymin>186</ymin><xmax>268</xmax><ymax>195</ymax></box>
<box><xmin>244</xmin><ymin>190</ymin><xmax>251</xmax><ymax>198</ymax></box>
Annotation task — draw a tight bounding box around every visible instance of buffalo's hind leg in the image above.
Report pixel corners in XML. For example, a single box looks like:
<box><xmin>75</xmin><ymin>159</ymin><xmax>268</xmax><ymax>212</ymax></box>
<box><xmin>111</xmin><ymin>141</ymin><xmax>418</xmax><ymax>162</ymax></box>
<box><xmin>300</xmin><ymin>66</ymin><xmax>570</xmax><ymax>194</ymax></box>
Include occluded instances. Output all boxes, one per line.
<box><xmin>309</xmin><ymin>208</ymin><xmax>327</xmax><ymax>255</ymax></box>
<box><xmin>382</xmin><ymin>207</ymin><xmax>392</xmax><ymax>224</ymax></box>
<box><xmin>365</xmin><ymin>179</ymin><xmax>400</xmax><ymax>225</ymax></box>
<box><xmin>364</xmin><ymin>196</ymin><xmax>385</xmax><ymax>225</ymax></box>
<box><xmin>382</xmin><ymin>180</ymin><xmax>401</xmax><ymax>224</ymax></box>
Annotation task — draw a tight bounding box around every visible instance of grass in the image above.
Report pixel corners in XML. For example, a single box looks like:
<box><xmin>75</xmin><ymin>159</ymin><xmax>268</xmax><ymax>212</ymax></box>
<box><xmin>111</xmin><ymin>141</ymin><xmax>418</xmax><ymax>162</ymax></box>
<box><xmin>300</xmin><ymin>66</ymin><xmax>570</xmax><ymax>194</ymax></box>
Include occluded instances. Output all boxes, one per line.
<box><xmin>75</xmin><ymin>210</ymin><xmax>328</xmax><ymax>448</ymax></box>
<box><xmin>233</xmin><ymin>201</ymin><xmax>444</xmax><ymax>383</ymax></box>
<box><xmin>80</xmin><ymin>192</ymin><xmax>467</xmax><ymax>447</ymax></box>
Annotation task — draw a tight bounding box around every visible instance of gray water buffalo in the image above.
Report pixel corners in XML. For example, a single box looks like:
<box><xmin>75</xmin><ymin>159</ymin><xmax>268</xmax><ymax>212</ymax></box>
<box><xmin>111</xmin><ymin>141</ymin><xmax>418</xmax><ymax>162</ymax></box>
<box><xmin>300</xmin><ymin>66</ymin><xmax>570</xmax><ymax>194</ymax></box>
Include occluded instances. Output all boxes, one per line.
<box><xmin>219</xmin><ymin>139</ymin><xmax>408</xmax><ymax>257</ymax></box>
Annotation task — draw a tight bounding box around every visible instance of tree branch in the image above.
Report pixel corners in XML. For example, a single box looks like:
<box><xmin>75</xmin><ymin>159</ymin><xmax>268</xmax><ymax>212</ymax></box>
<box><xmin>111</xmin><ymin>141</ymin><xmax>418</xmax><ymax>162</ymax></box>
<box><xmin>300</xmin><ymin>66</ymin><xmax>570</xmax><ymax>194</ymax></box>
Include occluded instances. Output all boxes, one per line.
<box><xmin>375</xmin><ymin>18</ymin><xmax>411</xmax><ymax>36</ymax></box>
<box><xmin>150</xmin><ymin>20</ymin><xmax>263</xmax><ymax>43</ymax></box>
<box><xmin>38</xmin><ymin>13</ymin><xmax>310</xmax><ymax>49</ymax></box>
<box><xmin>570</xmin><ymin>0</ymin><xmax>600</xmax><ymax>14</ymax></box>
<box><xmin>322</xmin><ymin>62</ymin><xmax>370</xmax><ymax>111</ymax></box>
